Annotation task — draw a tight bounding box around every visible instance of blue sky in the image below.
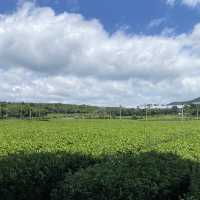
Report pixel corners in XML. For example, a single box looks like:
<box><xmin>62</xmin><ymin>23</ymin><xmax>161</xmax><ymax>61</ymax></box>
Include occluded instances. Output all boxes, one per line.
<box><xmin>1</xmin><ymin>0</ymin><xmax>200</xmax><ymax>106</ymax></box>
<box><xmin>1</xmin><ymin>0</ymin><xmax>200</xmax><ymax>35</ymax></box>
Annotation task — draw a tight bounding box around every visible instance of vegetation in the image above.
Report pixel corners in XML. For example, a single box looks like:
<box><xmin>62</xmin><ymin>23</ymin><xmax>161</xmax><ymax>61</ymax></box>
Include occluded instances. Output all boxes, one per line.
<box><xmin>1</xmin><ymin>119</ymin><xmax>200</xmax><ymax>199</ymax></box>
<box><xmin>0</xmin><ymin>102</ymin><xmax>192</xmax><ymax>120</ymax></box>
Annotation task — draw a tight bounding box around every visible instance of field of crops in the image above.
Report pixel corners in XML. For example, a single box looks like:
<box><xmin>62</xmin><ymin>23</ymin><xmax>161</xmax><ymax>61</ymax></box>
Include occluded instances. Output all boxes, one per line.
<box><xmin>1</xmin><ymin>119</ymin><xmax>200</xmax><ymax>200</ymax></box>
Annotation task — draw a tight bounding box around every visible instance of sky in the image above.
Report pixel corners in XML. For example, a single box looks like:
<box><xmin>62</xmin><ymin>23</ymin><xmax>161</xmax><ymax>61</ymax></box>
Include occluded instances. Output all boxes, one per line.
<box><xmin>1</xmin><ymin>0</ymin><xmax>200</xmax><ymax>106</ymax></box>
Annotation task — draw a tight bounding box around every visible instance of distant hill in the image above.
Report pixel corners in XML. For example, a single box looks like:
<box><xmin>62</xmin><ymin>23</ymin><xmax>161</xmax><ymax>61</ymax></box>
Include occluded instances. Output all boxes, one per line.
<box><xmin>168</xmin><ymin>97</ymin><xmax>200</xmax><ymax>105</ymax></box>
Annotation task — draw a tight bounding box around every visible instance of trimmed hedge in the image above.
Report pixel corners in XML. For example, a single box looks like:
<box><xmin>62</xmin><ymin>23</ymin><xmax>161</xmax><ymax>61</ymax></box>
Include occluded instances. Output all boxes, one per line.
<box><xmin>51</xmin><ymin>152</ymin><xmax>200</xmax><ymax>200</ymax></box>
<box><xmin>0</xmin><ymin>152</ymin><xmax>96</xmax><ymax>200</ymax></box>
<box><xmin>1</xmin><ymin>151</ymin><xmax>200</xmax><ymax>200</ymax></box>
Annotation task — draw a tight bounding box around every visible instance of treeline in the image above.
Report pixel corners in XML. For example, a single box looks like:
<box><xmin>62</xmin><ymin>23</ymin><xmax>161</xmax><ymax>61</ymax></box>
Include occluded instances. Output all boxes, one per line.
<box><xmin>0</xmin><ymin>102</ymin><xmax>97</xmax><ymax>119</ymax></box>
<box><xmin>0</xmin><ymin>102</ymin><xmax>186</xmax><ymax>119</ymax></box>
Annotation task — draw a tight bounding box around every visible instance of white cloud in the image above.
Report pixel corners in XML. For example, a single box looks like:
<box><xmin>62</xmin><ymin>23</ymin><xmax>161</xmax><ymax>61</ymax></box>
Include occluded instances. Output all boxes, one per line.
<box><xmin>148</xmin><ymin>18</ymin><xmax>166</xmax><ymax>29</ymax></box>
<box><xmin>161</xmin><ymin>27</ymin><xmax>175</xmax><ymax>36</ymax></box>
<box><xmin>1</xmin><ymin>2</ymin><xmax>200</xmax><ymax>106</ymax></box>
<box><xmin>166</xmin><ymin>0</ymin><xmax>176</xmax><ymax>6</ymax></box>
<box><xmin>166</xmin><ymin>0</ymin><xmax>200</xmax><ymax>7</ymax></box>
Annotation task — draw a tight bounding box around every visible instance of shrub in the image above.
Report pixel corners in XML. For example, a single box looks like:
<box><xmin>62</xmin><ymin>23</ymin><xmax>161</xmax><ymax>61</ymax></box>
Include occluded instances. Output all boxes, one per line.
<box><xmin>0</xmin><ymin>152</ymin><xmax>96</xmax><ymax>200</ymax></box>
<box><xmin>52</xmin><ymin>152</ymin><xmax>200</xmax><ymax>200</ymax></box>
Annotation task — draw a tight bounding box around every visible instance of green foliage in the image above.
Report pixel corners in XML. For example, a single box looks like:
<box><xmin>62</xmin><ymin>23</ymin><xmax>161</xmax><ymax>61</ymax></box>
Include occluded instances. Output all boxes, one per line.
<box><xmin>0</xmin><ymin>102</ymin><xmax>184</xmax><ymax>119</ymax></box>
<box><xmin>52</xmin><ymin>152</ymin><xmax>200</xmax><ymax>200</ymax></box>
<box><xmin>0</xmin><ymin>152</ymin><xmax>96</xmax><ymax>200</ymax></box>
<box><xmin>1</xmin><ymin>119</ymin><xmax>200</xmax><ymax>199</ymax></box>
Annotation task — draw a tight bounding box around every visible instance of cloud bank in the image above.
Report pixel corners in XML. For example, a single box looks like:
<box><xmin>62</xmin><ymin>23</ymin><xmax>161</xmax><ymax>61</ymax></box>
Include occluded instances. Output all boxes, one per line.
<box><xmin>0</xmin><ymin>3</ymin><xmax>200</xmax><ymax>106</ymax></box>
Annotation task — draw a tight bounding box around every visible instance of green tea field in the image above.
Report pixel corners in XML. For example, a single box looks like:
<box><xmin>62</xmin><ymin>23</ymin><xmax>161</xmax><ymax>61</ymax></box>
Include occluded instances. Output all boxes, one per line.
<box><xmin>1</xmin><ymin>119</ymin><xmax>200</xmax><ymax>200</ymax></box>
